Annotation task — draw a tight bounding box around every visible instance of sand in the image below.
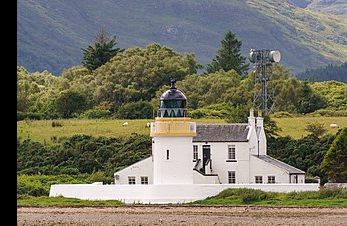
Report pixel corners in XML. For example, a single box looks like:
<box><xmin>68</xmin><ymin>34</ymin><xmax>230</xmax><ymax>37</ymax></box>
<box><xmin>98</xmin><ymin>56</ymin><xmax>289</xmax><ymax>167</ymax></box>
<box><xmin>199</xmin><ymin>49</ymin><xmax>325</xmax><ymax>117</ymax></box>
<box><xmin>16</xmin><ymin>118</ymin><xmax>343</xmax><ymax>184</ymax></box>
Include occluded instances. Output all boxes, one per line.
<box><xmin>17</xmin><ymin>205</ymin><xmax>347</xmax><ymax>225</ymax></box>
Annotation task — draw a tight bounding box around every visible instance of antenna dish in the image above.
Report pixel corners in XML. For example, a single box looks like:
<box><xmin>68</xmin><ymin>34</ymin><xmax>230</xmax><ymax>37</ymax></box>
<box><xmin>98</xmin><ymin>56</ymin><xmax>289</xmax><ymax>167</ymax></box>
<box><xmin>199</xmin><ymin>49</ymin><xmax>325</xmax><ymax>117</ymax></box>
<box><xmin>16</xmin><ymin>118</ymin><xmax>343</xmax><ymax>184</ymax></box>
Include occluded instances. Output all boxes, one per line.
<box><xmin>270</xmin><ymin>50</ymin><xmax>281</xmax><ymax>63</ymax></box>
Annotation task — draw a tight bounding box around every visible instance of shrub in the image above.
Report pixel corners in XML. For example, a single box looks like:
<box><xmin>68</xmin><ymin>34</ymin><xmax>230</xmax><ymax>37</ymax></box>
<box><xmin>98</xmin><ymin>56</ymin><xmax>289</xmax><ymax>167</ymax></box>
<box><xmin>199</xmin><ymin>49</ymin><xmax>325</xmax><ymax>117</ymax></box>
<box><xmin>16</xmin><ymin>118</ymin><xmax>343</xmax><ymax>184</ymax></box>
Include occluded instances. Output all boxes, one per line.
<box><xmin>17</xmin><ymin>174</ymin><xmax>88</xmax><ymax>196</ymax></box>
<box><xmin>17</xmin><ymin>112</ymin><xmax>45</xmax><ymax>121</ymax></box>
<box><xmin>272</xmin><ymin>111</ymin><xmax>294</xmax><ymax>118</ymax></box>
<box><xmin>117</xmin><ymin>101</ymin><xmax>153</xmax><ymax>119</ymax></box>
<box><xmin>240</xmin><ymin>189</ymin><xmax>271</xmax><ymax>204</ymax></box>
<box><xmin>80</xmin><ymin>108</ymin><xmax>111</xmax><ymax>119</ymax></box>
<box><xmin>213</xmin><ymin>188</ymin><xmax>272</xmax><ymax>204</ymax></box>
<box><xmin>51</xmin><ymin>121</ymin><xmax>63</xmax><ymax>127</ymax></box>
<box><xmin>310</xmin><ymin>109</ymin><xmax>347</xmax><ymax>117</ymax></box>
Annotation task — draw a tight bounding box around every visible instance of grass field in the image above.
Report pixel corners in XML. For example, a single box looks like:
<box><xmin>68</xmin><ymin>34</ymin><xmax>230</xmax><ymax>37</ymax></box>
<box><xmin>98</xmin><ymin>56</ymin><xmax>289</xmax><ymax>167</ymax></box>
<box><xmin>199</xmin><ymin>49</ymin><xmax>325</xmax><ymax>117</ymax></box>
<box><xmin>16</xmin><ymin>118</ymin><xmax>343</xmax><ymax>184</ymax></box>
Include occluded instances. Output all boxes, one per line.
<box><xmin>273</xmin><ymin>116</ymin><xmax>346</xmax><ymax>139</ymax></box>
<box><xmin>17</xmin><ymin>117</ymin><xmax>347</xmax><ymax>143</ymax></box>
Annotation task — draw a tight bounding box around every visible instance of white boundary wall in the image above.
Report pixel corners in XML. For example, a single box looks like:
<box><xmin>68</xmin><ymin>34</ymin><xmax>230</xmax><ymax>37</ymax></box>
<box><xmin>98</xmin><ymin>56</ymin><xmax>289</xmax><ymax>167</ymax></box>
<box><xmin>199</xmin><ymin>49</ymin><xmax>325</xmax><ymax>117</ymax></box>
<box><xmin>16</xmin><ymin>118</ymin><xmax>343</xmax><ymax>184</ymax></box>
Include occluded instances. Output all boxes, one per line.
<box><xmin>50</xmin><ymin>184</ymin><xmax>319</xmax><ymax>204</ymax></box>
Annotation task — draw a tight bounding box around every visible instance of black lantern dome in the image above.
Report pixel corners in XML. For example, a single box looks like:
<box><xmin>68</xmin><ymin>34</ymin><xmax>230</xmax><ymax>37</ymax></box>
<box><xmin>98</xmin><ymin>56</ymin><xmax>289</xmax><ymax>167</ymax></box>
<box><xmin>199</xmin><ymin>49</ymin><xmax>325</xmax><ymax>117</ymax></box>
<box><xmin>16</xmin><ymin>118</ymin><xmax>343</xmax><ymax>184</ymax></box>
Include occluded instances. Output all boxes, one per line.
<box><xmin>158</xmin><ymin>79</ymin><xmax>187</xmax><ymax>117</ymax></box>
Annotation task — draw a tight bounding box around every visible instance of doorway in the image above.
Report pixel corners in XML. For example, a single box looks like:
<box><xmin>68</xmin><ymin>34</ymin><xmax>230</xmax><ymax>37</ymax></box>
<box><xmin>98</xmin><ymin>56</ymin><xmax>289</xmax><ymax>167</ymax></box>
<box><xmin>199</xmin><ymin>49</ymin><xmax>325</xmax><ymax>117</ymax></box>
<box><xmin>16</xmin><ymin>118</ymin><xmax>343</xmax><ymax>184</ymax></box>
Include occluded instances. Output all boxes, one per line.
<box><xmin>202</xmin><ymin>145</ymin><xmax>211</xmax><ymax>174</ymax></box>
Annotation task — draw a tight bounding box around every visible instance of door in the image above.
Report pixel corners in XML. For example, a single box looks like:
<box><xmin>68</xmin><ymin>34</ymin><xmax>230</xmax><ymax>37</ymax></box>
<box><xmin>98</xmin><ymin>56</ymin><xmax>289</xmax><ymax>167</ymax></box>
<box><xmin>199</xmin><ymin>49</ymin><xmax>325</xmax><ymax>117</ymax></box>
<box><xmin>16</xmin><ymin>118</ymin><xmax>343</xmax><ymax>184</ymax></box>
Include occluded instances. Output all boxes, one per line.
<box><xmin>202</xmin><ymin>145</ymin><xmax>211</xmax><ymax>174</ymax></box>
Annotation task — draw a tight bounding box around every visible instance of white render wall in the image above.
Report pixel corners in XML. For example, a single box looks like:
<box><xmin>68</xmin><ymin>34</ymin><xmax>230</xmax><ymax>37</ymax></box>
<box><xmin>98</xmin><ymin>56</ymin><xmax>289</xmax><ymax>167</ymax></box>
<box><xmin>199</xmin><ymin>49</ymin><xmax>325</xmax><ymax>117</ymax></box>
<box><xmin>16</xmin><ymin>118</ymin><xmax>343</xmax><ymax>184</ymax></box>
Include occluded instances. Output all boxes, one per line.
<box><xmin>152</xmin><ymin>137</ymin><xmax>194</xmax><ymax>184</ymax></box>
<box><xmin>193</xmin><ymin>170</ymin><xmax>220</xmax><ymax>184</ymax></box>
<box><xmin>250</xmin><ymin>156</ymin><xmax>290</xmax><ymax>183</ymax></box>
<box><xmin>193</xmin><ymin>142</ymin><xmax>252</xmax><ymax>184</ymax></box>
<box><xmin>50</xmin><ymin>183</ymin><xmax>319</xmax><ymax>204</ymax></box>
<box><xmin>114</xmin><ymin>157</ymin><xmax>153</xmax><ymax>185</ymax></box>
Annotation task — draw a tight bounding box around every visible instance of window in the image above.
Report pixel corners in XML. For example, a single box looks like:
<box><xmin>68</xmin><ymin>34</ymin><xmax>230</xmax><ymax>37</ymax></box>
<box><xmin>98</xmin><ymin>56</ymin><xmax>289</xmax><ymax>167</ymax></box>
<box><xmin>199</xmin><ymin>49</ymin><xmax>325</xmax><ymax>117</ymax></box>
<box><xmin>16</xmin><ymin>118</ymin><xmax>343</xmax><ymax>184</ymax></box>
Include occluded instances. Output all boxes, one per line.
<box><xmin>193</xmin><ymin>145</ymin><xmax>198</xmax><ymax>161</ymax></box>
<box><xmin>268</xmin><ymin>176</ymin><xmax>275</xmax><ymax>184</ymax></box>
<box><xmin>166</xmin><ymin>149</ymin><xmax>170</xmax><ymax>160</ymax></box>
<box><xmin>141</xmin><ymin>176</ymin><xmax>148</xmax><ymax>185</ymax></box>
<box><xmin>228</xmin><ymin>145</ymin><xmax>236</xmax><ymax>160</ymax></box>
<box><xmin>128</xmin><ymin>176</ymin><xmax>135</xmax><ymax>184</ymax></box>
<box><xmin>255</xmin><ymin>176</ymin><xmax>263</xmax><ymax>184</ymax></box>
<box><xmin>228</xmin><ymin>171</ymin><xmax>236</xmax><ymax>184</ymax></box>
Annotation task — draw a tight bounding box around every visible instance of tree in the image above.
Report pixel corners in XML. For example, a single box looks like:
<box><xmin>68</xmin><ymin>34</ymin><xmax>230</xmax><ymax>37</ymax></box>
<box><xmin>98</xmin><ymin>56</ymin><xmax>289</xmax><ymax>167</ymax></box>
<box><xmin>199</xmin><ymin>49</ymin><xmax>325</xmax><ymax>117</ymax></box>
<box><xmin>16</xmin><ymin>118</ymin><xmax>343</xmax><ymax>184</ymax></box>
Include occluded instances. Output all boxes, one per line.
<box><xmin>82</xmin><ymin>28</ymin><xmax>123</xmax><ymax>71</ymax></box>
<box><xmin>206</xmin><ymin>31</ymin><xmax>248</xmax><ymax>75</ymax></box>
<box><xmin>117</xmin><ymin>101</ymin><xmax>154</xmax><ymax>119</ymax></box>
<box><xmin>55</xmin><ymin>90</ymin><xmax>89</xmax><ymax>118</ymax></box>
<box><xmin>321</xmin><ymin>127</ymin><xmax>347</xmax><ymax>182</ymax></box>
<box><xmin>296</xmin><ymin>82</ymin><xmax>327</xmax><ymax>114</ymax></box>
<box><xmin>305</xmin><ymin>122</ymin><xmax>327</xmax><ymax>137</ymax></box>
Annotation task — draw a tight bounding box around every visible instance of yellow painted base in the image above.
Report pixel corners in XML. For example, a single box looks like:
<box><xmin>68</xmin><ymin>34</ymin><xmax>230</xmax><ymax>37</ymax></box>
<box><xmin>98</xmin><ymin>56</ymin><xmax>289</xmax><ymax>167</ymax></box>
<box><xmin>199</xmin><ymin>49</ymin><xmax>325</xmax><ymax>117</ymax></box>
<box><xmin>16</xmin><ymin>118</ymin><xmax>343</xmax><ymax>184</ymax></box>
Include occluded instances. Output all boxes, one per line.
<box><xmin>150</xmin><ymin>117</ymin><xmax>196</xmax><ymax>137</ymax></box>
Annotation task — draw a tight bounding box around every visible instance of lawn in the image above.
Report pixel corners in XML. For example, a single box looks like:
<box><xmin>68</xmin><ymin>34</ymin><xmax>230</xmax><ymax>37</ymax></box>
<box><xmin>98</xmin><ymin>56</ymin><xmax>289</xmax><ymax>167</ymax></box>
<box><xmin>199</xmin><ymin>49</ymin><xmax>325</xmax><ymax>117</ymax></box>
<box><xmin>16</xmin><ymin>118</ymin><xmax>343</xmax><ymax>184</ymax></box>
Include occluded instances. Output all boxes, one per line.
<box><xmin>17</xmin><ymin>117</ymin><xmax>347</xmax><ymax>143</ymax></box>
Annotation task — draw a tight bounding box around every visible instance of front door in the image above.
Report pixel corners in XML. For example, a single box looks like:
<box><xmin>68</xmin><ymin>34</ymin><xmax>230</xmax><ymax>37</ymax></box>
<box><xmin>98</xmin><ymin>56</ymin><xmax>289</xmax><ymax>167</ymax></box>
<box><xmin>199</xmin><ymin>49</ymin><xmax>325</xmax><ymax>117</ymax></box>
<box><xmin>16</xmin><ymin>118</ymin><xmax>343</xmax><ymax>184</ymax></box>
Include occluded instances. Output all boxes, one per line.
<box><xmin>202</xmin><ymin>145</ymin><xmax>211</xmax><ymax>174</ymax></box>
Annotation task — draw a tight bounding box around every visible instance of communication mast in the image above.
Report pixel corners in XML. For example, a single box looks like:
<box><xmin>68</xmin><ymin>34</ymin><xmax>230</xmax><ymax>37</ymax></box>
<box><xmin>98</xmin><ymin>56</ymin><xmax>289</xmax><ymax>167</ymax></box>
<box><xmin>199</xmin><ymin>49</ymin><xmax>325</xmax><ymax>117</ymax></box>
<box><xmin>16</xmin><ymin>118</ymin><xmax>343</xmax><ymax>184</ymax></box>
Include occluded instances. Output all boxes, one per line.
<box><xmin>249</xmin><ymin>49</ymin><xmax>281</xmax><ymax>115</ymax></box>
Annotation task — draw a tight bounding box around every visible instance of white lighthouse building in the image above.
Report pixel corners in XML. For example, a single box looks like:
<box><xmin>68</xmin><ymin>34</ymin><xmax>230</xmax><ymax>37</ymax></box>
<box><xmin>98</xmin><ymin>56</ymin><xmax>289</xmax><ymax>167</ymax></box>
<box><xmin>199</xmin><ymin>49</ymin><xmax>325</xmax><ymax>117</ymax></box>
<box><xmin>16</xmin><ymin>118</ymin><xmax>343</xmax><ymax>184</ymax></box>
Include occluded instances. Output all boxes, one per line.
<box><xmin>50</xmin><ymin>82</ymin><xmax>319</xmax><ymax>203</ymax></box>
<box><xmin>114</xmin><ymin>82</ymin><xmax>306</xmax><ymax>185</ymax></box>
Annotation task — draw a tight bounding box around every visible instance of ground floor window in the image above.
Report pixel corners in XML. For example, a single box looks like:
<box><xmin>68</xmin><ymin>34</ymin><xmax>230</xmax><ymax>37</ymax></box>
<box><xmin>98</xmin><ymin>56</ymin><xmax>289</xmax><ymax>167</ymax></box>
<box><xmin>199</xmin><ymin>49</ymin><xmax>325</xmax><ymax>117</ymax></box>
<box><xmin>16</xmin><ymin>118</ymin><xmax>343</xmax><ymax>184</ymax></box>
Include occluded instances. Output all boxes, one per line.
<box><xmin>128</xmin><ymin>176</ymin><xmax>136</xmax><ymax>184</ymax></box>
<box><xmin>268</xmin><ymin>176</ymin><xmax>275</xmax><ymax>184</ymax></box>
<box><xmin>228</xmin><ymin>171</ymin><xmax>236</xmax><ymax>184</ymax></box>
<box><xmin>141</xmin><ymin>176</ymin><xmax>149</xmax><ymax>184</ymax></box>
<box><xmin>255</xmin><ymin>176</ymin><xmax>263</xmax><ymax>184</ymax></box>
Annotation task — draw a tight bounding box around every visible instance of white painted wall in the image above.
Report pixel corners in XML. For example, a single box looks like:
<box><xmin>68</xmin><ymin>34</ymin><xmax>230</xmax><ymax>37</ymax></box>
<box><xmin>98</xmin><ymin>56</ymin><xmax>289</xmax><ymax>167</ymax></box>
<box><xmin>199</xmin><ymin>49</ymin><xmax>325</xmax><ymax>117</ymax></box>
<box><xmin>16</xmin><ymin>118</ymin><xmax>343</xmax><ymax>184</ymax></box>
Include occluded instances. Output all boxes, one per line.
<box><xmin>290</xmin><ymin>174</ymin><xmax>305</xmax><ymax>184</ymax></box>
<box><xmin>114</xmin><ymin>157</ymin><xmax>153</xmax><ymax>184</ymax></box>
<box><xmin>152</xmin><ymin>137</ymin><xmax>194</xmax><ymax>184</ymax></box>
<box><xmin>250</xmin><ymin>156</ymin><xmax>291</xmax><ymax>183</ymax></box>
<box><xmin>193</xmin><ymin>141</ymin><xmax>252</xmax><ymax>184</ymax></box>
<box><xmin>193</xmin><ymin>170</ymin><xmax>220</xmax><ymax>184</ymax></box>
<box><xmin>256</xmin><ymin>117</ymin><xmax>267</xmax><ymax>155</ymax></box>
<box><xmin>50</xmin><ymin>183</ymin><xmax>319</xmax><ymax>204</ymax></box>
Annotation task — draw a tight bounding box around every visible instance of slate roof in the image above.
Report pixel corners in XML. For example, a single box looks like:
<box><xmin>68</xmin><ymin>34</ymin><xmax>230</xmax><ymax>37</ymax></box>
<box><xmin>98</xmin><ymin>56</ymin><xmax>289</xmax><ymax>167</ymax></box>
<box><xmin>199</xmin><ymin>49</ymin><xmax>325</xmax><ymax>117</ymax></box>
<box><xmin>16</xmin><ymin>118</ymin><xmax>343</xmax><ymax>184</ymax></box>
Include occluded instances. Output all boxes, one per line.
<box><xmin>254</xmin><ymin>155</ymin><xmax>305</xmax><ymax>174</ymax></box>
<box><xmin>193</xmin><ymin>124</ymin><xmax>249</xmax><ymax>142</ymax></box>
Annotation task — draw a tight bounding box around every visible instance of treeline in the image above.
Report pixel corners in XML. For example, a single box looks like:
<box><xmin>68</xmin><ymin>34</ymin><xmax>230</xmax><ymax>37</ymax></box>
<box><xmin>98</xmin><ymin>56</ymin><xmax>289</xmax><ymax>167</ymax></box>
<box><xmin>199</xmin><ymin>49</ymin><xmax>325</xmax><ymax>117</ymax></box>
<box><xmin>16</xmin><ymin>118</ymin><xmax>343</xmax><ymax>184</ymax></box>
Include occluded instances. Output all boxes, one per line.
<box><xmin>17</xmin><ymin>45</ymin><xmax>347</xmax><ymax>122</ymax></box>
<box><xmin>17</xmin><ymin>128</ymin><xmax>347</xmax><ymax>191</ymax></box>
<box><xmin>17</xmin><ymin>134</ymin><xmax>151</xmax><ymax>179</ymax></box>
<box><xmin>17</xmin><ymin>30</ymin><xmax>347</xmax><ymax>121</ymax></box>
<box><xmin>298</xmin><ymin>62</ymin><xmax>347</xmax><ymax>83</ymax></box>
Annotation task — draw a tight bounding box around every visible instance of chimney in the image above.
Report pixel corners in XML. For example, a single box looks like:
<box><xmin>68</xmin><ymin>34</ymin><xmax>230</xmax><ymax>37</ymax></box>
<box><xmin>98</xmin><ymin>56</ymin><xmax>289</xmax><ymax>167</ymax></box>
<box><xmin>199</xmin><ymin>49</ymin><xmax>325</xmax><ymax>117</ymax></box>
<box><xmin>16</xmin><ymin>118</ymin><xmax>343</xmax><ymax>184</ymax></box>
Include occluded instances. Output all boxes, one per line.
<box><xmin>256</xmin><ymin>110</ymin><xmax>263</xmax><ymax>128</ymax></box>
<box><xmin>248</xmin><ymin>108</ymin><xmax>255</xmax><ymax>127</ymax></box>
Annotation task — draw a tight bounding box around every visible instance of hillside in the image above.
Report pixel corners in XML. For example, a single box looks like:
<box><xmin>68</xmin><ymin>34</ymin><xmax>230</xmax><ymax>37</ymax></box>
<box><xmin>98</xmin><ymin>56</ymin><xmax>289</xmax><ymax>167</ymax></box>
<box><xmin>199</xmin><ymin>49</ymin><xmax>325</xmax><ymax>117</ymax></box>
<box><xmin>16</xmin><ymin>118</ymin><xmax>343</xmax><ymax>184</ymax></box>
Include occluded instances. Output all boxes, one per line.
<box><xmin>17</xmin><ymin>0</ymin><xmax>347</xmax><ymax>75</ymax></box>
<box><xmin>298</xmin><ymin>62</ymin><xmax>347</xmax><ymax>82</ymax></box>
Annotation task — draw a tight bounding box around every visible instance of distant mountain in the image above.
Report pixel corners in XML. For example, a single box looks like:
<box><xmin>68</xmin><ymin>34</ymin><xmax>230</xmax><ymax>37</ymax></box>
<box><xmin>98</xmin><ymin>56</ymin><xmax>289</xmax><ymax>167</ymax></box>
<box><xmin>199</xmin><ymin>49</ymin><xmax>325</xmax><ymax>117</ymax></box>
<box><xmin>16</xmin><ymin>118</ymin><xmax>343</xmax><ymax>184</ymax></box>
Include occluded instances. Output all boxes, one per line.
<box><xmin>17</xmin><ymin>0</ymin><xmax>347</xmax><ymax>75</ymax></box>
<box><xmin>298</xmin><ymin>62</ymin><xmax>347</xmax><ymax>82</ymax></box>
<box><xmin>307</xmin><ymin>0</ymin><xmax>347</xmax><ymax>16</ymax></box>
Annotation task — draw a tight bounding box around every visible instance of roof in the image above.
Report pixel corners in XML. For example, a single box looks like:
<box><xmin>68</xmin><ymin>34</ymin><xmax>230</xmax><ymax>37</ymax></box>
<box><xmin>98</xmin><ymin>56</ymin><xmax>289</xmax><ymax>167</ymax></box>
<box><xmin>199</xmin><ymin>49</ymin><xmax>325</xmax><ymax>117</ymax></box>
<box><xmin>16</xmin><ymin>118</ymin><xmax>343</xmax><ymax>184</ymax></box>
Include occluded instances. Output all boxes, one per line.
<box><xmin>254</xmin><ymin>155</ymin><xmax>305</xmax><ymax>174</ymax></box>
<box><xmin>193</xmin><ymin>124</ymin><xmax>249</xmax><ymax>142</ymax></box>
<box><xmin>160</xmin><ymin>88</ymin><xmax>187</xmax><ymax>100</ymax></box>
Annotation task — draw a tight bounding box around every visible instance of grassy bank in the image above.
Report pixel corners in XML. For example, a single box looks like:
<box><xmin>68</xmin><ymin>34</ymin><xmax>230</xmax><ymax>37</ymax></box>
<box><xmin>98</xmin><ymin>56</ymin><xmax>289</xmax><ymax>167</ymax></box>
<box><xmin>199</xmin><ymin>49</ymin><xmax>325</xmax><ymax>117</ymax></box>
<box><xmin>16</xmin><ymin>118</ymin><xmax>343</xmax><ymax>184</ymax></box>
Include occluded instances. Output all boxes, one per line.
<box><xmin>17</xmin><ymin>117</ymin><xmax>347</xmax><ymax>143</ymax></box>
<box><xmin>17</xmin><ymin>196</ymin><xmax>122</xmax><ymax>207</ymax></box>
<box><xmin>17</xmin><ymin>188</ymin><xmax>347</xmax><ymax>207</ymax></box>
<box><xmin>193</xmin><ymin>188</ymin><xmax>347</xmax><ymax>207</ymax></box>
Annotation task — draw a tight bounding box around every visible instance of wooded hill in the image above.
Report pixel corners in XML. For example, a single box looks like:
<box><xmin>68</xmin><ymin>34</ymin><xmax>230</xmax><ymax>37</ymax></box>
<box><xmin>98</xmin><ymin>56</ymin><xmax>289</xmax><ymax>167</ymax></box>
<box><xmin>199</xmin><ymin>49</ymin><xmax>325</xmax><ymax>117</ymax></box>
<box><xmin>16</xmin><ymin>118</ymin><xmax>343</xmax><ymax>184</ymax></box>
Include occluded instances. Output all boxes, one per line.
<box><xmin>17</xmin><ymin>0</ymin><xmax>347</xmax><ymax>74</ymax></box>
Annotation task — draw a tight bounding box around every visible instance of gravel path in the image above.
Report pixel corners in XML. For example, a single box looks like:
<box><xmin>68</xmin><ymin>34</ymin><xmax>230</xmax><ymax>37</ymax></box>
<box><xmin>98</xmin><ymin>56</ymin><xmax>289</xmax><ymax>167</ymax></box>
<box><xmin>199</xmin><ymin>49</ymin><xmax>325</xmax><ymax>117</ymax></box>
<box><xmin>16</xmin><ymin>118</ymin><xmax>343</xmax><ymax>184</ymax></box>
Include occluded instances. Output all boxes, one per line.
<box><xmin>17</xmin><ymin>206</ymin><xmax>347</xmax><ymax>225</ymax></box>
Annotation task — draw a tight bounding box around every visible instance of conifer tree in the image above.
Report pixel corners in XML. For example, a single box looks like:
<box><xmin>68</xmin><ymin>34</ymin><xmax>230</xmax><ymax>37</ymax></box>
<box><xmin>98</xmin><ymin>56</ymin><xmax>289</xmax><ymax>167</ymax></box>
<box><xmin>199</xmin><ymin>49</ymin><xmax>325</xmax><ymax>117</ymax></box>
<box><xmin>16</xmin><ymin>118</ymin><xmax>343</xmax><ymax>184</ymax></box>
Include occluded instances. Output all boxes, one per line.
<box><xmin>207</xmin><ymin>31</ymin><xmax>248</xmax><ymax>75</ymax></box>
<box><xmin>82</xmin><ymin>28</ymin><xmax>123</xmax><ymax>71</ymax></box>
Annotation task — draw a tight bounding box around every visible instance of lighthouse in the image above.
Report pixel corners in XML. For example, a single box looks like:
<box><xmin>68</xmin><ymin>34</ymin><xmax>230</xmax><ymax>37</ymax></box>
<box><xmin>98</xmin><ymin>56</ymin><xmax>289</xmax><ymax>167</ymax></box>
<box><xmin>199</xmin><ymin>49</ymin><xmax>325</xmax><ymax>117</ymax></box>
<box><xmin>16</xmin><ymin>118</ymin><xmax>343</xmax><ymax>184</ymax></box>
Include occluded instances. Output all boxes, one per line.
<box><xmin>150</xmin><ymin>80</ymin><xmax>196</xmax><ymax>184</ymax></box>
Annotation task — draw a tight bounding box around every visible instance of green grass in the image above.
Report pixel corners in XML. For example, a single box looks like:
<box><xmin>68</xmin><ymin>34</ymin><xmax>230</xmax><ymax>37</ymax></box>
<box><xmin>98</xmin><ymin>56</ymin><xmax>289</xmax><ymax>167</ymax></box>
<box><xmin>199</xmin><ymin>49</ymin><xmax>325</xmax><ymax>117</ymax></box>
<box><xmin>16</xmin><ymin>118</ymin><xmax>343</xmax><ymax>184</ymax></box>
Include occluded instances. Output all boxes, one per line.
<box><xmin>273</xmin><ymin>116</ymin><xmax>347</xmax><ymax>139</ymax></box>
<box><xmin>16</xmin><ymin>118</ymin><xmax>224</xmax><ymax>143</ymax></box>
<box><xmin>17</xmin><ymin>117</ymin><xmax>347</xmax><ymax>143</ymax></box>
<box><xmin>17</xmin><ymin>188</ymin><xmax>347</xmax><ymax>207</ymax></box>
<box><xmin>17</xmin><ymin>196</ymin><xmax>122</xmax><ymax>207</ymax></box>
<box><xmin>193</xmin><ymin>188</ymin><xmax>347</xmax><ymax>207</ymax></box>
